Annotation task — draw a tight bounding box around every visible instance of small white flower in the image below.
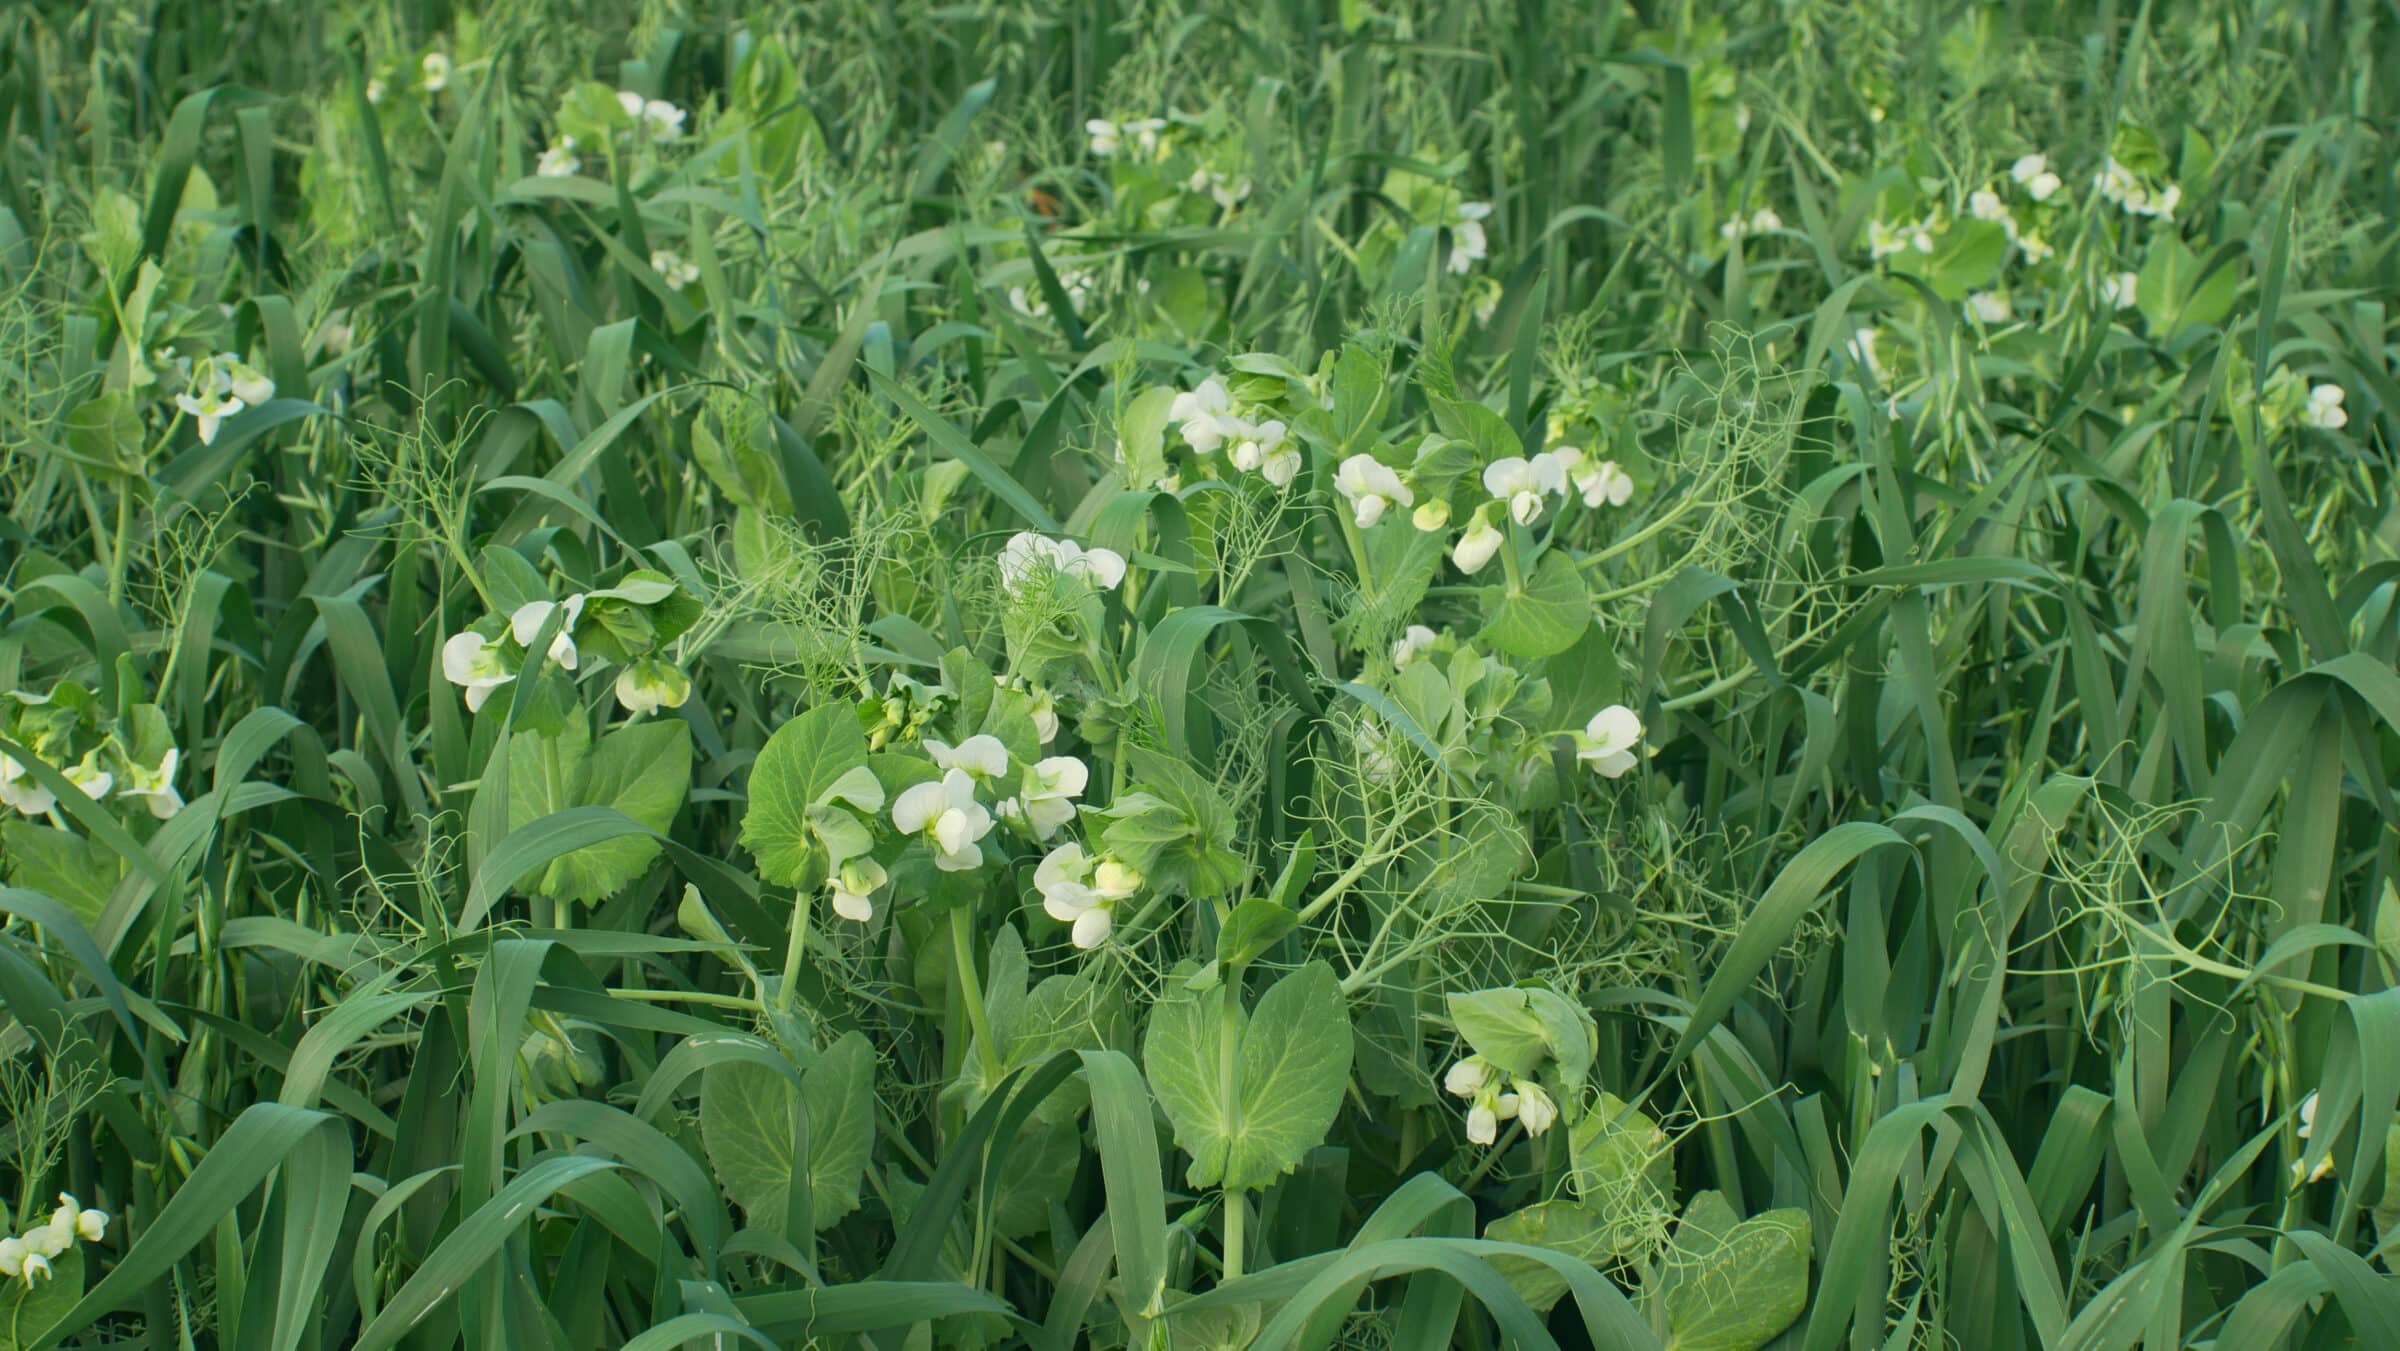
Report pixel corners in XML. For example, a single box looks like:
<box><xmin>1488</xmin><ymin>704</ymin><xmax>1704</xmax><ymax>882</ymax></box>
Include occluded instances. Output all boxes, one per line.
<box><xmin>2132</xmin><ymin>182</ymin><xmax>2180</xmax><ymax>220</ymax></box>
<box><xmin>1</xmin><ymin>753</ymin><xmax>56</xmax><ymax>817</ymax></box>
<box><xmin>1966</xmin><ymin>292</ymin><xmax>2012</xmax><ymax>325</ymax></box>
<box><xmin>1259</xmin><ymin>438</ymin><xmax>1302</xmax><ymax>489</ymax></box>
<box><xmin>998</xmin><ymin>533</ymin><xmax>1128</xmax><ymax>595</ymax></box>
<box><xmin>2026</xmin><ymin>170</ymin><xmax>2062</xmax><ymax>201</ymax></box>
<box><xmin>614</xmin><ymin>660</ymin><xmax>692</xmax><ymax>716</ymax></box>
<box><xmin>1085</xmin><ymin>118</ymin><xmax>1121</xmax><ymax>157</ymax></box>
<box><xmin>1444</xmin><ymin>1055</ymin><xmax>1491</xmax><ymax>1098</ymax></box>
<box><xmin>829</xmin><ymin>857</ymin><xmax>887</xmax><ymax>923</ymax></box>
<box><xmin>2298</xmin><ymin>1090</ymin><xmax>2319</xmax><ymax>1140</ymax></box>
<box><xmin>1169</xmin><ymin>376</ymin><xmax>1238</xmax><ymax>455</ymax></box>
<box><xmin>509</xmin><ymin>595</ymin><xmax>587</xmax><ymax>670</ymax></box>
<box><xmin>1451</xmin><ymin>513</ymin><xmax>1505</xmax><ymax>575</ymax></box>
<box><xmin>1018</xmin><ymin>682</ymin><xmax>1060</xmax><ymax>743</ymax></box>
<box><xmin>442</xmin><ymin>631</ymin><xmax>516</xmax><ymax>712</ymax></box>
<box><xmin>1334</xmin><ymin>455</ymin><xmax>1413</xmax><ymax>528</ymax></box>
<box><xmin>2305</xmin><ymin>384</ymin><xmax>2348</xmax><ymax>430</ymax></box>
<box><xmin>420</xmin><ymin>52</ymin><xmax>451</xmax><ymax>93</ymax></box>
<box><xmin>2094</xmin><ymin>158</ymin><xmax>2140</xmax><ymax>206</ymax></box>
<box><xmin>1392</xmin><ymin>624</ymin><xmax>1438</xmax><ymax>669</ymax></box>
<box><xmin>2017</xmin><ymin>232</ymin><xmax>2054</xmax><ymax>264</ymax></box>
<box><xmin>217</xmin><ymin>358</ymin><xmax>275</xmax><ymax>406</ymax></box>
<box><xmin>176</xmin><ymin>390</ymin><xmax>245</xmax><ymax>445</ymax></box>
<box><xmin>0</xmin><ymin>1235</ymin><xmax>22</xmax><ymax>1279</ymax></box>
<box><xmin>1581</xmin><ymin>704</ymin><xmax>1644</xmax><ymax>778</ymax></box>
<box><xmin>1227</xmin><ymin>419</ymin><xmax>1289</xmax><ymax>476</ymax></box>
<box><xmin>892</xmin><ymin>768</ymin><xmax>993</xmax><ymax>871</ymax></box>
<box><xmin>1446</xmin><ymin>201</ymin><xmax>1493</xmax><ymax>274</ymax></box>
<box><xmin>925</xmin><ymin>735</ymin><xmax>1011</xmax><ymax>782</ymax></box>
<box><xmin>1556</xmin><ymin>449</ymin><xmax>1634</xmax><ymax>509</ymax></box>
<box><xmin>1516</xmin><ymin>1082</ymin><xmax>1559</xmax><ymax>1135</ymax></box>
<box><xmin>651</xmin><ymin>249</ymin><xmax>699</xmax><ymax>288</ymax></box>
<box><xmin>75</xmin><ymin>1203</ymin><xmax>108</xmax><ymax>1244</ymax></box>
<box><xmin>19</xmin><ymin>1250</ymin><xmax>50</xmax><ymax>1286</ymax></box>
<box><xmin>1036</xmin><ymin>842</ymin><xmax>1133</xmax><ymax>948</ymax></box>
<box><xmin>1000</xmin><ymin>755</ymin><xmax>1088</xmax><ymax>840</ymax></box>
<box><xmin>1412</xmin><ymin>499</ymin><xmax>1452</xmax><ymax>532</ymax></box>
<box><xmin>1126</xmin><ymin>117</ymin><xmax>1167</xmax><ymax>156</ymax></box>
<box><xmin>2099</xmin><ymin>271</ymin><xmax>2140</xmax><ymax>310</ymax></box>
<box><xmin>1969</xmin><ymin>189</ymin><xmax>2008</xmax><ymax>224</ymax></box>
<box><xmin>1465</xmin><ymin>1089</ymin><xmax>1521</xmax><ymax>1145</ymax></box>
<box><xmin>63</xmin><ymin>754</ymin><xmax>113</xmax><ymax>801</ymax></box>
<box><xmin>1867</xmin><ymin>218</ymin><xmax>1931</xmax><ymax>262</ymax></box>
<box><xmin>366</xmin><ymin>77</ymin><xmax>387</xmax><ymax>104</ymax></box>
<box><xmin>24</xmin><ymin>1216</ymin><xmax>68</xmax><ymax>1260</ymax></box>
<box><xmin>120</xmin><ymin>746</ymin><xmax>183</xmax><ymax>820</ymax></box>
<box><xmin>619</xmin><ymin>91</ymin><xmax>683</xmax><ymax>140</ymax></box>
<box><xmin>537</xmin><ymin>137</ymin><xmax>580</xmax><ymax>177</ymax></box>
<box><xmin>1483</xmin><ymin>456</ymin><xmax>1564</xmax><ymax>526</ymax></box>
<box><xmin>1720</xmin><ymin>207</ymin><xmax>1781</xmax><ymax>241</ymax></box>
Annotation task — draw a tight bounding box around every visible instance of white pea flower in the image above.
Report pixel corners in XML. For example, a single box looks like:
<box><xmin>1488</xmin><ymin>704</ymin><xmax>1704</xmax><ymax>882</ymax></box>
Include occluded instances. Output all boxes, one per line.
<box><xmin>1259</xmin><ymin>437</ymin><xmax>1303</xmax><ymax>489</ymax></box>
<box><xmin>1058</xmin><ymin>540</ymin><xmax>1127</xmax><ymax>589</ymax></box>
<box><xmin>1017</xmin><ymin>681</ymin><xmax>1060</xmax><ymax>743</ymax></box>
<box><xmin>651</xmin><ymin>250</ymin><xmax>699</xmax><ymax>288</ymax></box>
<box><xmin>999</xmin><ymin>533</ymin><xmax>1128</xmax><ymax>594</ymax></box>
<box><xmin>2131</xmin><ymin>182</ymin><xmax>2180</xmax><ymax>220</ymax></box>
<box><xmin>1085</xmin><ymin>118</ymin><xmax>1121</xmax><ymax>157</ymax></box>
<box><xmin>614</xmin><ymin>659</ymin><xmax>692</xmax><ymax>716</ymax></box>
<box><xmin>2305</xmin><ymin>385</ymin><xmax>2348</xmax><ymax>430</ymax></box>
<box><xmin>1466</xmin><ymin>1089</ymin><xmax>1521</xmax><ymax>1145</ymax></box>
<box><xmin>1125</xmin><ymin>117</ymin><xmax>1167</xmax><ymax>157</ymax></box>
<box><xmin>2093</xmin><ymin>158</ymin><xmax>2139</xmax><ymax>206</ymax></box>
<box><xmin>1574</xmin><ymin>457</ymin><xmax>1634</xmax><ymax>509</ymax></box>
<box><xmin>510</xmin><ymin>594</ymin><xmax>587</xmax><ymax>670</ymax></box>
<box><xmin>1392</xmin><ymin>624</ymin><xmax>1439</xmax><ymax>669</ymax></box>
<box><xmin>0</xmin><ymin>1235</ymin><xmax>23</xmax><ymax>1280</ymax></box>
<box><xmin>1719</xmin><ymin>207</ymin><xmax>1781</xmax><ymax>241</ymax></box>
<box><xmin>1516</xmin><ymin>1082</ymin><xmax>1559</xmax><ymax>1135</ymax></box>
<box><xmin>216</xmin><ymin>357</ymin><xmax>275</xmax><ymax>406</ymax></box>
<box><xmin>1227</xmin><ymin>419</ymin><xmax>1288</xmax><ymax>476</ymax></box>
<box><xmin>2010</xmin><ymin>153</ymin><xmax>2061</xmax><ymax>202</ymax></box>
<box><xmin>119</xmin><ymin>747</ymin><xmax>183</xmax><ymax>820</ymax></box>
<box><xmin>892</xmin><ymin>768</ymin><xmax>993</xmax><ymax>871</ymax></box>
<box><xmin>925</xmin><ymin>734</ymin><xmax>1011</xmax><ymax>783</ymax></box>
<box><xmin>2099</xmin><ymin>272</ymin><xmax>2140</xmax><ymax>310</ymax></box>
<box><xmin>536</xmin><ymin>137</ymin><xmax>580</xmax><ymax>177</ymax></box>
<box><xmin>1444</xmin><ymin>1055</ymin><xmax>1492</xmax><ymax>1098</ymax></box>
<box><xmin>1451</xmin><ymin>512</ymin><xmax>1505</xmax><ymax>576</ymax></box>
<box><xmin>1447</xmin><ymin>201</ymin><xmax>1492</xmax><ymax>274</ymax></box>
<box><xmin>441</xmin><ymin>631</ymin><xmax>516</xmax><ymax>712</ymax></box>
<box><xmin>1169</xmin><ymin>376</ymin><xmax>1238</xmax><ymax>455</ymax></box>
<box><xmin>176</xmin><ymin>389</ymin><xmax>245</xmax><ymax>445</ymax></box>
<box><xmin>1483</xmin><ymin>455</ymin><xmax>1564</xmax><ymax>526</ymax></box>
<box><xmin>73</xmin><ymin>1199</ymin><xmax>109</xmax><ymax>1244</ymax></box>
<box><xmin>2017</xmin><ymin>232</ymin><xmax>2055</xmax><ymax>264</ymax></box>
<box><xmin>1036</xmin><ymin>842</ymin><xmax>1135</xmax><ymax>948</ymax></box>
<box><xmin>1334</xmin><ymin>455</ymin><xmax>1413</xmax><ymax>528</ymax></box>
<box><xmin>999</xmin><ymin>755</ymin><xmax>1088</xmax><ymax>840</ymax></box>
<box><xmin>1867</xmin><ymin>218</ymin><xmax>1934</xmax><ymax>262</ymax></box>
<box><xmin>1</xmin><ymin>753</ymin><xmax>58</xmax><ymax>817</ymax></box>
<box><xmin>1580</xmin><ymin>704</ymin><xmax>1644</xmax><ymax>779</ymax></box>
<box><xmin>2298</xmin><ymin>1090</ymin><xmax>2319</xmax><ymax>1140</ymax></box>
<box><xmin>20</xmin><ymin>1250</ymin><xmax>52</xmax><ymax>1286</ymax></box>
<box><xmin>63</xmin><ymin>754</ymin><xmax>113</xmax><ymax>802</ymax></box>
<box><xmin>420</xmin><ymin>53</ymin><xmax>452</xmax><ymax>93</ymax></box>
<box><xmin>1412</xmin><ymin>499</ymin><xmax>1453</xmax><ymax>532</ymax></box>
<box><xmin>1966</xmin><ymin>292</ymin><xmax>2012</xmax><ymax>325</ymax></box>
<box><xmin>24</xmin><ymin>1214</ymin><xmax>68</xmax><ymax>1260</ymax></box>
<box><xmin>829</xmin><ymin>857</ymin><xmax>887</xmax><ymax>923</ymax></box>
<box><xmin>1969</xmin><ymin>189</ymin><xmax>2010</xmax><ymax>228</ymax></box>
<box><xmin>365</xmin><ymin>77</ymin><xmax>387</xmax><ymax>104</ymax></box>
<box><xmin>618</xmin><ymin>90</ymin><xmax>683</xmax><ymax>140</ymax></box>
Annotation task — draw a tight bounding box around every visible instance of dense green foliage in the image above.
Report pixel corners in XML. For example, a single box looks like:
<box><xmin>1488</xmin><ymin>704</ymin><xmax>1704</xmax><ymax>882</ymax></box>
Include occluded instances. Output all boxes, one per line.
<box><xmin>2</xmin><ymin>1</ymin><xmax>2397</xmax><ymax>1346</ymax></box>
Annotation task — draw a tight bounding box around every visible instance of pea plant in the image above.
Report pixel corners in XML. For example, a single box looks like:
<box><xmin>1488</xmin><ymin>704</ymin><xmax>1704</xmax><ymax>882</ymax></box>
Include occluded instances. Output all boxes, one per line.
<box><xmin>1</xmin><ymin>1</ymin><xmax>2396</xmax><ymax>1348</ymax></box>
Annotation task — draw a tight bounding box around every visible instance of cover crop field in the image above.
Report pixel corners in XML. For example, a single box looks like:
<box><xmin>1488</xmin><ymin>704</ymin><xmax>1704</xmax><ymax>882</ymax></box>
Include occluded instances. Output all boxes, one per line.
<box><xmin>0</xmin><ymin>2</ymin><xmax>2395</xmax><ymax>1347</ymax></box>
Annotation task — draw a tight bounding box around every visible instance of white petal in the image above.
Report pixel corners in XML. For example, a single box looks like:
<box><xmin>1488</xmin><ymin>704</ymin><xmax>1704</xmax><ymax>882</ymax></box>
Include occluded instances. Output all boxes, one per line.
<box><xmin>1071</xmin><ymin>906</ymin><xmax>1114</xmax><ymax>948</ymax></box>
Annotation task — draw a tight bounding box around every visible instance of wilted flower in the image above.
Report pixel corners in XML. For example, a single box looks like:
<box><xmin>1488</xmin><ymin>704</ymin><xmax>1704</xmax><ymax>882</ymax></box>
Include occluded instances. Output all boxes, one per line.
<box><xmin>829</xmin><ymin>857</ymin><xmax>888</xmax><ymax>923</ymax></box>
<box><xmin>1169</xmin><ymin>376</ymin><xmax>1239</xmax><ymax>455</ymax></box>
<box><xmin>1579</xmin><ymin>705</ymin><xmax>1643</xmax><ymax>779</ymax></box>
<box><xmin>1392</xmin><ymin>624</ymin><xmax>1439</xmax><ymax>668</ymax></box>
<box><xmin>651</xmin><ymin>249</ymin><xmax>699</xmax><ymax>288</ymax></box>
<box><xmin>1334</xmin><ymin>455</ymin><xmax>1413</xmax><ymax>528</ymax></box>
<box><xmin>892</xmin><ymin>768</ymin><xmax>994</xmax><ymax>871</ymax></box>
<box><xmin>510</xmin><ymin>595</ymin><xmax>586</xmax><ymax>670</ymax></box>
<box><xmin>2304</xmin><ymin>384</ymin><xmax>2348</xmax><ymax>430</ymax></box>
<box><xmin>537</xmin><ymin>137</ymin><xmax>580</xmax><ymax>177</ymax></box>
<box><xmin>441</xmin><ymin>631</ymin><xmax>516</xmax><ymax>712</ymax></box>
<box><xmin>119</xmin><ymin>747</ymin><xmax>183</xmax><ymax>820</ymax></box>
<box><xmin>1451</xmin><ymin>511</ymin><xmax>1505</xmax><ymax>575</ymax></box>
<box><xmin>614</xmin><ymin>659</ymin><xmax>692</xmax><ymax>716</ymax></box>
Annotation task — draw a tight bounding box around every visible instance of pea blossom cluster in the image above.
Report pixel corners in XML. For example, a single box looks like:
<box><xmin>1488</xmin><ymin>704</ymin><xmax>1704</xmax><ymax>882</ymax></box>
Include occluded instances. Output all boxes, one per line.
<box><xmin>997</xmin><ymin>532</ymin><xmax>1129</xmax><ymax>595</ymax></box>
<box><xmin>1169</xmin><ymin>377</ymin><xmax>1301</xmax><ymax>489</ymax></box>
<box><xmin>439</xmin><ymin>572</ymin><xmax>696</xmax><ymax>716</ymax></box>
<box><xmin>173</xmin><ymin>352</ymin><xmax>276</xmax><ymax>445</ymax></box>
<box><xmin>1444</xmin><ymin>1055</ymin><xmax>1559</xmax><ymax>1145</ymax></box>
<box><xmin>1332</xmin><ymin>441</ymin><xmax>1635</xmax><ymax>578</ymax></box>
<box><xmin>0</xmin><ymin>1194</ymin><xmax>109</xmax><ymax>1289</ymax></box>
<box><xmin>1</xmin><ymin>688</ymin><xmax>183</xmax><ymax>823</ymax></box>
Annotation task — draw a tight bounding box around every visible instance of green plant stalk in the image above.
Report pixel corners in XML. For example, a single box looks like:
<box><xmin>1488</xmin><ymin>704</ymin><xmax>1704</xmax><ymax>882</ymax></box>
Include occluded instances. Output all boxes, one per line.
<box><xmin>952</xmin><ymin>905</ymin><xmax>1005</xmax><ymax>1081</ymax></box>
<box><xmin>1219</xmin><ymin>971</ymin><xmax>1246</xmax><ymax>1282</ymax></box>
<box><xmin>775</xmin><ymin>888</ymin><xmax>810</xmax><ymax>1014</ymax></box>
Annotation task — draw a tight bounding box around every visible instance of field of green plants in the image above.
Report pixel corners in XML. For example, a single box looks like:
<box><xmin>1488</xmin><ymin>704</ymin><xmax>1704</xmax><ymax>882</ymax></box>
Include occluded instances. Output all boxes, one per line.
<box><xmin>1</xmin><ymin>1</ymin><xmax>2396</xmax><ymax>1346</ymax></box>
